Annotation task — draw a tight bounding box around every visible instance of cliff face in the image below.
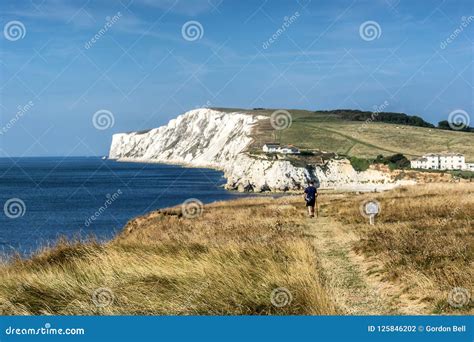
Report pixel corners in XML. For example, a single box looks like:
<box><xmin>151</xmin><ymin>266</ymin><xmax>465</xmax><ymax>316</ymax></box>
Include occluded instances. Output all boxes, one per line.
<box><xmin>109</xmin><ymin>109</ymin><xmax>260</xmax><ymax>167</ymax></box>
<box><xmin>109</xmin><ymin>108</ymin><xmax>407</xmax><ymax>192</ymax></box>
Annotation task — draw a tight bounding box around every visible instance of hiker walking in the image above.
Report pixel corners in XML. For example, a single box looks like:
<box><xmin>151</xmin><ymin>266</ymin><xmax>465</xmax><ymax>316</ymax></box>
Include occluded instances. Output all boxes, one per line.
<box><xmin>303</xmin><ymin>180</ymin><xmax>318</xmax><ymax>218</ymax></box>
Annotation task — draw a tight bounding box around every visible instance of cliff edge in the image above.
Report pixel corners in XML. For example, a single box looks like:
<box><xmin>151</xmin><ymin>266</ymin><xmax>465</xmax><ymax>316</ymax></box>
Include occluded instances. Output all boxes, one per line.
<box><xmin>109</xmin><ymin>108</ymin><xmax>411</xmax><ymax>191</ymax></box>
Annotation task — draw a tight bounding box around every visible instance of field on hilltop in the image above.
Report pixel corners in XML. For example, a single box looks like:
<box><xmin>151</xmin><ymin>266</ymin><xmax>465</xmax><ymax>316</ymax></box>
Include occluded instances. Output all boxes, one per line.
<box><xmin>213</xmin><ymin>108</ymin><xmax>474</xmax><ymax>161</ymax></box>
<box><xmin>0</xmin><ymin>183</ymin><xmax>472</xmax><ymax>315</ymax></box>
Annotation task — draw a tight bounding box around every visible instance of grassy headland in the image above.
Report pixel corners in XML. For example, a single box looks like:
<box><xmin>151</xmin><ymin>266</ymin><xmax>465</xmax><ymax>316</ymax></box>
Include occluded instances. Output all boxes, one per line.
<box><xmin>0</xmin><ymin>198</ymin><xmax>337</xmax><ymax>315</ymax></box>
<box><xmin>0</xmin><ymin>183</ymin><xmax>472</xmax><ymax>315</ymax></box>
<box><xmin>214</xmin><ymin>108</ymin><xmax>474</xmax><ymax>160</ymax></box>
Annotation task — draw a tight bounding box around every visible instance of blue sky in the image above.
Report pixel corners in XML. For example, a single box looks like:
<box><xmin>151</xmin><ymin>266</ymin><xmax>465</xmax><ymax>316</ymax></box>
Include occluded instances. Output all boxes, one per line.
<box><xmin>0</xmin><ymin>0</ymin><xmax>472</xmax><ymax>157</ymax></box>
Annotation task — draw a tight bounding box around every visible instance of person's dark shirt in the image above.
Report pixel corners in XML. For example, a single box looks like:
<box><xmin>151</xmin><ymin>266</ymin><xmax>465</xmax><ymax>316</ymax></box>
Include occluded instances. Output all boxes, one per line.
<box><xmin>304</xmin><ymin>186</ymin><xmax>317</xmax><ymax>200</ymax></box>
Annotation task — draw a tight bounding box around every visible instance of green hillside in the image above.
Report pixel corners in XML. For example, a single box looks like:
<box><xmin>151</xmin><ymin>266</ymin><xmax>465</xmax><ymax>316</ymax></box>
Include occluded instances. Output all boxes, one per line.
<box><xmin>213</xmin><ymin>108</ymin><xmax>474</xmax><ymax>161</ymax></box>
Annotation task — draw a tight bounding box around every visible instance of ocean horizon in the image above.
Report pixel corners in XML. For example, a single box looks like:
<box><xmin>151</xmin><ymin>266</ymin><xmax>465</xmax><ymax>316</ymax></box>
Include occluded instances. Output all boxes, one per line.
<box><xmin>0</xmin><ymin>156</ymin><xmax>244</xmax><ymax>257</ymax></box>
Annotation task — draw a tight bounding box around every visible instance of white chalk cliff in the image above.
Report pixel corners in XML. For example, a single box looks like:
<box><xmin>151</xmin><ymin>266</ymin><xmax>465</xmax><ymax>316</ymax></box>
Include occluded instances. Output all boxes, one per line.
<box><xmin>109</xmin><ymin>108</ymin><xmax>405</xmax><ymax>192</ymax></box>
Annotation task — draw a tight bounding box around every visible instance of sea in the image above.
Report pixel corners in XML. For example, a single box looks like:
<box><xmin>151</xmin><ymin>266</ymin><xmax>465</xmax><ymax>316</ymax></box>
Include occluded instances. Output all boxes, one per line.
<box><xmin>0</xmin><ymin>157</ymin><xmax>244</xmax><ymax>257</ymax></box>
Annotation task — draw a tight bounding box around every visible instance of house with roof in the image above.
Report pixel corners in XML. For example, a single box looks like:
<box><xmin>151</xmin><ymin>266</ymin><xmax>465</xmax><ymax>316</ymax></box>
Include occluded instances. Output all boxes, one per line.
<box><xmin>410</xmin><ymin>153</ymin><xmax>469</xmax><ymax>170</ymax></box>
<box><xmin>262</xmin><ymin>143</ymin><xmax>300</xmax><ymax>154</ymax></box>
<box><xmin>410</xmin><ymin>157</ymin><xmax>429</xmax><ymax>169</ymax></box>
<box><xmin>262</xmin><ymin>143</ymin><xmax>281</xmax><ymax>153</ymax></box>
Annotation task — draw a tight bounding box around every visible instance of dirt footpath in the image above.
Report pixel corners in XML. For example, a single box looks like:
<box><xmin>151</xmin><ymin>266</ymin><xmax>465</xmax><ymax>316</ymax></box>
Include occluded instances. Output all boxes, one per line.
<box><xmin>303</xmin><ymin>212</ymin><xmax>427</xmax><ymax>315</ymax></box>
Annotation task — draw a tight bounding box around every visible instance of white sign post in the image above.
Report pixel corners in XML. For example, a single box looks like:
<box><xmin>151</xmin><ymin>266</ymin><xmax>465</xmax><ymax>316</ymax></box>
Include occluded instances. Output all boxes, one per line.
<box><xmin>364</xmin><ymin>201</ymin><xmax>380</xmax><ymax>225</ymax></box>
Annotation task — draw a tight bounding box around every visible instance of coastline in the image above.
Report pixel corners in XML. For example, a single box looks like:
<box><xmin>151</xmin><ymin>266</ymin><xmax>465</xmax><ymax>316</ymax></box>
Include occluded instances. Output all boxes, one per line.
<box><xmin>113</xmin><ymin>156</ymin><xmax>222</xmax><ymax>171</ymax></box>
<box><xmin>0</xmin><ymin>157</ymin><xmax>243</xmax><ymax>258</ymax></box>
<box><xmin>108</xmin><ymin>108</ymin><xmax>428</xmax><ymax>193</ymax></box>
<box><xmin>113</xmin><ymin>157</ymin><xmax>412</xmax><ymax>193</ymax></box>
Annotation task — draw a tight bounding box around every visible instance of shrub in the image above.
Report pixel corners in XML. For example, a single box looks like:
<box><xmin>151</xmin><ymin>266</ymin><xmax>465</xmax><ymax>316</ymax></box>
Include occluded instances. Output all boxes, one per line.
<box><xmin>299</xmin><ymin>150</ymin><xmax>315</xmax><ymax>156</ymax></box>
<box><xmin>350</xmin><ymin>157</ymin><xmax>371</xmax><ymax>172</ymax></box>
<box><xmin>449</xmin><ymin>170</ymin><xmax>474</xmax><ymax>179</ymax></box>
<box><xmin>373</xmin><ymin>153</ymin><xmax>410</xmax><ymax>170</ymax></box>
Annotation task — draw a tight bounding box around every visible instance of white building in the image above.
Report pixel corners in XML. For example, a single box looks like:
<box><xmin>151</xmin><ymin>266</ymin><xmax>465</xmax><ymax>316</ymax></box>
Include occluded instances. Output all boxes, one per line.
<box><xmin>439</xmin><ymin>153</ymin><xmax>465</xmax><ymax>170</ymax></box>
<box><xmin>278</xmin><ymin>145</ymin><xmax>300</xmax><ymax>154</ymax></box>
<box><xmin>262</xmin><ymin>143</ymin><xmax>280</xmax><ymax>153</ymax></box>
<box><xmin>410</xmin><ymin>153</ymin><xmax>469</xmax><ymax>170</ymax></box>
<box><xmin>262</xmin><ymin>143</ymin><xmax>300</xmax><ymax>154</ymax></box>
<box><xmin>410</xmin><ymin>157</ymin><xmax>429</xmax><ymax>169</ymax></box>
<box><xmin>465</xmin><ymin>163</ymin><xmax>474</xmax><ymax>171</ymax></box>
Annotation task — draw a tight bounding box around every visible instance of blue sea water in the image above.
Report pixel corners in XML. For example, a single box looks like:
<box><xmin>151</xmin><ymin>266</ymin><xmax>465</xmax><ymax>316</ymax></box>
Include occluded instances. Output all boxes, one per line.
<box><xmin>0</xmin><ymin>157</ymin><xmax>243</xmax><ymax>257</ymax></box>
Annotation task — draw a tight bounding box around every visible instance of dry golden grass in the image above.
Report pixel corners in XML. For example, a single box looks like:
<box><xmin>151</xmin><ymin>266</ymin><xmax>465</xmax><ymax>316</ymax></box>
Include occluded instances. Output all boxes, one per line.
<box><xmin>0</xmin><ymin>183</ymin><xmax>471</xmax><ymax>315</ymax></box>
<box><xmin>325</xmin><ymin>183</ymin><xmax>473</xmax><ymax>314</ymax></box>
<box><xmin>0</xmin><ymin>197</ymin><xmax>337</xmax><ymax>315</ymax></box>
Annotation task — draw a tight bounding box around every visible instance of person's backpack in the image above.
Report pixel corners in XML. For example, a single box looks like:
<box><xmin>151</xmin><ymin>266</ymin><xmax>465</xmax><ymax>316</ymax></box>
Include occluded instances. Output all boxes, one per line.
<box><xmin>305</xmin><ymin>188</ymin><xmax>316</xmax><ymax>202</ymax></box>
